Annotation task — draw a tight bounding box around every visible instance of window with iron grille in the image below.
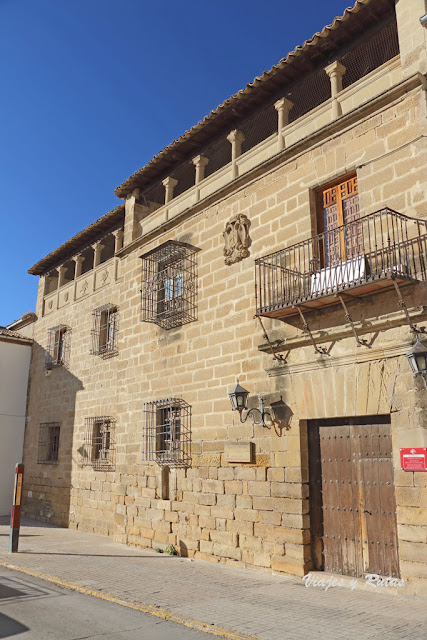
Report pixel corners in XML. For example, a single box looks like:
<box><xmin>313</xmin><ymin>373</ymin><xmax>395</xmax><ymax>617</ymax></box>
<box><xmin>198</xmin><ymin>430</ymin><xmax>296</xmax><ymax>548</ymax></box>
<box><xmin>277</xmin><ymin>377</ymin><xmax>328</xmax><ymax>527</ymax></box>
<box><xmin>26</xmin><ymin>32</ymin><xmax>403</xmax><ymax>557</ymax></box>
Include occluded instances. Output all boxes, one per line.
<box><xmin>142</xmin><ymin>398</ymin><xmax>191</xmax><ymax>467</ymax></box>
<box><xmin>81</xmin><ymin>416</ymin><xmax>115</xmax><ymax>470</ymax></box>
<box><xmin>45</xmin><ymin>325</ymin><xmax>71</xmax><ymax>369</ymax></box>
<box><xmin>90</xmin><ymin>304</ymin><xmax>118</xmax><ymax>358</ymax></box>
<box><xmin>38</xmin><ymin>423</ymin><xmax>60</xmax><ymax>464</ymax></box>
<box><xmin>140</xmin><ymin>241</ymin><xmax>199</xmax><ymax>330</ymax></box>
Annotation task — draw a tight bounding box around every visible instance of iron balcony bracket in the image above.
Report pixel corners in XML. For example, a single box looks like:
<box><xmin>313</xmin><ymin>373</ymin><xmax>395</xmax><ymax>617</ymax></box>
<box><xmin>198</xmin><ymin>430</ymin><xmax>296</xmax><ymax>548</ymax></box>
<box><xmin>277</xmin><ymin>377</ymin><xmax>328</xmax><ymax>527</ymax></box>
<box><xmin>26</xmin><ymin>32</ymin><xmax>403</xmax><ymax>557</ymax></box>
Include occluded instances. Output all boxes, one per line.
<box><xmin>256</xmin><ymin>315</ymin><xmax>286</xmax><ymax>363</ymax></box>
<box><xmin>294</xmin><ymin>305</ymin><xmax>328</xmax><ymax>355</ymax></box>
<box><xmin>391</xmin><ymin>278</ymin><xmax>419</xmax><ymax>336</ymax></box>
<box><xmin>337</xmin><ymin>295</ymin><xmax>368</xmax><ymax>347</ymax></box>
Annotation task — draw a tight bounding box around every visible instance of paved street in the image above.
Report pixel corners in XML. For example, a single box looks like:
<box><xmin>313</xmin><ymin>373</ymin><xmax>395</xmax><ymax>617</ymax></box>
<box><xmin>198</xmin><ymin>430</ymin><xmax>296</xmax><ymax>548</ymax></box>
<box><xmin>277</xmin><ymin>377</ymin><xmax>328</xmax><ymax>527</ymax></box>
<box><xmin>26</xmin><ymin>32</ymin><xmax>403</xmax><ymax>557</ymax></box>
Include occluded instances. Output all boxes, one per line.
<box><xmin>0</xmin><ymin>566</ymin><xmax>213</xmax><ymax>639</ymax></box>
<box><xmin>0</xmin><ymin>518</ymin><xmax>426</xmax><ymax>640</ymax></box>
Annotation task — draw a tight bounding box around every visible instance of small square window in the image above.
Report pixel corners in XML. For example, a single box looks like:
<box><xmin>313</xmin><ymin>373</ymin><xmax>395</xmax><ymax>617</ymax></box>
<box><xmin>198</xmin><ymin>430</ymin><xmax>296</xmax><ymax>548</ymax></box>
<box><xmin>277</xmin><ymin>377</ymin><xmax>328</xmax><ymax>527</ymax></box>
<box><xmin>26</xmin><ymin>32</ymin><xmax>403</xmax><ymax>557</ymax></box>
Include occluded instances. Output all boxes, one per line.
<box><xmin>91</xmin><ymin>304</ymin><xmax>118</xmax><ymax>358</ymax></box>
<box><xmin>81</xmin><ymin>416</ymin><xmax>115</xmax><ymax>470</ymax></box>
<box><xmin>142</xmin><ymin>398</ymin><xmax>191</xmax><ymax>467</ymax></box>
<box><xmin>140</xmin><ymin>241</ymin><xmax>199</xmax><ymax>330</ymax></box>
<box><xmin>45</xmin><ymin>325</ymin><xmax>71</xmax><ymax>369</ymax></box>
<box><xmin>38</xmin><ymin>423</ymin><xmax>60</xmax><ymax>464</ymax></box>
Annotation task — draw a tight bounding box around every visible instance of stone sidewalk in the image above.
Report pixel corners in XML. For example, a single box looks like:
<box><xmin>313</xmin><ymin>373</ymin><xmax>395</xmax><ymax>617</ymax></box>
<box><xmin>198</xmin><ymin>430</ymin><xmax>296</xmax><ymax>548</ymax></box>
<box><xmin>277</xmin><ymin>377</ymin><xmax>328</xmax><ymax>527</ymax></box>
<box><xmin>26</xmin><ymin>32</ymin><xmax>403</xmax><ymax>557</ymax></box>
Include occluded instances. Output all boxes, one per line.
<box><xmin>0</xmin><ymin>518</ymin><xmax>426</xmax><ymax>640</ymax></box>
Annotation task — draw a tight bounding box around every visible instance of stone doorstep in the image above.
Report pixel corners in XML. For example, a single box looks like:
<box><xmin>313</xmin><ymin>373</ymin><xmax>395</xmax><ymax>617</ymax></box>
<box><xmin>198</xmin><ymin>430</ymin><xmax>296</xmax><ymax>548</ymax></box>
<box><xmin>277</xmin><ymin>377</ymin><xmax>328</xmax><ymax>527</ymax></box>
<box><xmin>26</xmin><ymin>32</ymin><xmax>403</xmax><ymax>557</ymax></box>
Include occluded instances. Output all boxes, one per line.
<box><xmin>302</xmin><ymin>570</ymin><xmax>405</xmax><ymax>597</ymax></box>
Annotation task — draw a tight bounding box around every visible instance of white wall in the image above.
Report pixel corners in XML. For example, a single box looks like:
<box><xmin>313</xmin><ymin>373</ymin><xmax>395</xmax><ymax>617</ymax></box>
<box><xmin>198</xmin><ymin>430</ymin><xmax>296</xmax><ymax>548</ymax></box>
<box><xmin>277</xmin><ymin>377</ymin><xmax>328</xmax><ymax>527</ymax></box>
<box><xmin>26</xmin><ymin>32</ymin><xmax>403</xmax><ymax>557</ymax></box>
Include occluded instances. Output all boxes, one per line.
<box><xmin>0</xmin><ymin>340</ymin><xmax>32</xmax><ymax>515</ymax></box>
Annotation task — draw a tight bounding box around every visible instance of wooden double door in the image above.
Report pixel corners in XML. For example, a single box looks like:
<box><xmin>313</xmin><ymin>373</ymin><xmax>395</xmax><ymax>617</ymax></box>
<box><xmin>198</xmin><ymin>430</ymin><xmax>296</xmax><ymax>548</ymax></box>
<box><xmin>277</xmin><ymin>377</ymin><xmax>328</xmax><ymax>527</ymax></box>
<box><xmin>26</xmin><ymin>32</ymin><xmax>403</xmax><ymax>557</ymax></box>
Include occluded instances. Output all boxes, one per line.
<box><xmin>309</xmin><ymin>418</ymin><xmax>400</xmax><ymax>578</ymax></box>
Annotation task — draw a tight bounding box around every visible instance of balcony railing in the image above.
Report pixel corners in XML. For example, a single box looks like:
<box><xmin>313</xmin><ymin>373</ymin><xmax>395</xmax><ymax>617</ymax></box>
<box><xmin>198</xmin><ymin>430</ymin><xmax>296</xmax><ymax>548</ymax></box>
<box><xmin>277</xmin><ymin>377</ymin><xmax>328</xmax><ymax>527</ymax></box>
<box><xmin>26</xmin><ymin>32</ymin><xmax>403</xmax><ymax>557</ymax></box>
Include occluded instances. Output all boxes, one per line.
<box><xmin>255</xmin><ymin>208</ymin><xmax>427</xmax><ymax>319</ymax></box>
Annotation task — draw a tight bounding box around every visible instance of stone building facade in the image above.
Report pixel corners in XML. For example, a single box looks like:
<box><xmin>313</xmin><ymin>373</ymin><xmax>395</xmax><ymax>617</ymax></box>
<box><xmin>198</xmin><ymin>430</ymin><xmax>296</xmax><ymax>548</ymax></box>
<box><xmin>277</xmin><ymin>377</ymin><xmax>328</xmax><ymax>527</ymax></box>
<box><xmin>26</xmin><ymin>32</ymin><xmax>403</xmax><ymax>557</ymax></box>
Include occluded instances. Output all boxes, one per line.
<box><xmin>23</xmin><ymin>0</ymin><xmax>427</xmax><ymax>595</ymax></box>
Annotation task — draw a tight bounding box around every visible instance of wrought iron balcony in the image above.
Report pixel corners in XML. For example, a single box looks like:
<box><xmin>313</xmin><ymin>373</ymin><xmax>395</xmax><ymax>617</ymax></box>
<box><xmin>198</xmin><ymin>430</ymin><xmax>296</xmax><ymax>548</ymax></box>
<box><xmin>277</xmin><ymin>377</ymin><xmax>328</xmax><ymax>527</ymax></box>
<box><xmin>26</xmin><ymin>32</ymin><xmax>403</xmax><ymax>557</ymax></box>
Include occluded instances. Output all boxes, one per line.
<box><xmin>255</xmin><ymin>208</ymin><xmax>427</xmax><ymax>319</ymax></box>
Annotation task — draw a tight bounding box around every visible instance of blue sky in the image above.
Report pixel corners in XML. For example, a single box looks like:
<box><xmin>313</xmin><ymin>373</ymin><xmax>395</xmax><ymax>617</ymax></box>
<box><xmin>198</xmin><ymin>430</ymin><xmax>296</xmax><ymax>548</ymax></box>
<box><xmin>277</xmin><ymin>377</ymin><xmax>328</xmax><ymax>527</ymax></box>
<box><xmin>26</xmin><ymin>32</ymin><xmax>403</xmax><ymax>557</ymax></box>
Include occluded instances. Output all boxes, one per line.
<box><xmin>0</xmin><ymin>0</ymin><xmax>348</xmax><ymax>326</ymax></box>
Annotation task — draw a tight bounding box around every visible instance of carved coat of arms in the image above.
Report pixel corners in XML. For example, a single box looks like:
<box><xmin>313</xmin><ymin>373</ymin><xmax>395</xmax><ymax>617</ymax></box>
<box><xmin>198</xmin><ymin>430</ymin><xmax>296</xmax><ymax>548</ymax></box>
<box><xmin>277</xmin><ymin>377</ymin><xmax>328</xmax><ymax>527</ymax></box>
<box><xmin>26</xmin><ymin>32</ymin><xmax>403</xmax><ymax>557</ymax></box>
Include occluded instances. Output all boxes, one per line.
<box><xmin>223</xmin><ymin>214</ymin><xmax>251</xmax><ymax>265</ymax></box>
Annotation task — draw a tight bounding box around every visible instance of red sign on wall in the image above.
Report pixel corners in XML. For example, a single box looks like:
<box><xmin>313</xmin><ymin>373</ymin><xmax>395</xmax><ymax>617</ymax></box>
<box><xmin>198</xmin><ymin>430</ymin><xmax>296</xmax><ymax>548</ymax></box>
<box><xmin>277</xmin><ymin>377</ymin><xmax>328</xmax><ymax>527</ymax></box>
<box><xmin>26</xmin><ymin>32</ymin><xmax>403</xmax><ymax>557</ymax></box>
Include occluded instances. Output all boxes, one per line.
<box><xmin>400</xmin><ymin>448</ymin><xmax>427</xmax><ymax>471</ymax></box>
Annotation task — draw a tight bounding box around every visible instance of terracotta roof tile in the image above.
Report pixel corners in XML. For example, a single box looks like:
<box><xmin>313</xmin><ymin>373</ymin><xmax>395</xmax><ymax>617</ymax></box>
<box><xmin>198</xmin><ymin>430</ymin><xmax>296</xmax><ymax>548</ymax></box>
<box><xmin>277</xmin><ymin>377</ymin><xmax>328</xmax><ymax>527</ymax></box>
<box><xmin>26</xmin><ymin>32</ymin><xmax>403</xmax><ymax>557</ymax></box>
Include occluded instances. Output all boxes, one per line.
<box><xmin>0</xmin><ymin>328</ymin><xmax>32</xmax><ymax>343</ymax></box>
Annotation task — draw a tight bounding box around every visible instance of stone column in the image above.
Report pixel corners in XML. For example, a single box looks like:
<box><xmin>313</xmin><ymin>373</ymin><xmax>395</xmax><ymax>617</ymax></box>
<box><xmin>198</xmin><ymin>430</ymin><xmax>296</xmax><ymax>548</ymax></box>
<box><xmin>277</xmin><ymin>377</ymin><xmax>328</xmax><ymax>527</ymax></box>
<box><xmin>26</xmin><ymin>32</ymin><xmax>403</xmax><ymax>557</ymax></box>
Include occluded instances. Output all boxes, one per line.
<box><xmin>227</xmin><ymin>130</ymin><xmax>245</xmax><ymax>179</ymax></box>
<box><xmin>92</xmin><ymin>241</ymin><xmax>104</xmax><ymax>291</ymax></box>
<box><xmin>72</xmin><ymin>255</ymin><xmax>84</xmax><ymax>300</ymax></box>
<box><xmin>162</xmin><ymin>177</ymin><xmax>178</xmax><ymax>205</ymax></box>
<box><xmin>274</xmin><ymin>98</ymin><xmax>293</xmax><ymax>151</ymax></box>
<box><xmin>112</xmin><ymin>228</ymin><xmax>124</xmax><ymax>281</ymax></box>
<box><xmin>124</xmin><ymin>188</ymin><xmax>140</xmax><ymax>247</ymax></box>
<box><xmin>56</xmin><ymin>265</ymin><xmax>66</xmax><ymax>309</ymax></box>
<box><xmin>73</xmin><ymin>254</ymin><xmax>84</xmax><ymax>279</ymax></box>
<box><xmin>325</xmin><ymin>61</ymin><xmax>346</xmax><ymax>120</ymax></box>
<box><xmin>112</xmin><ymin>229</ymin><xmax>124</xmax><ymax>253</ymax></box>
<box><xmin>192</xmin><ymin>155</ymin><xmax>209</xmax><ymax>201</ymax></box>
<box><xmin>396</xmin><ymin>0</ymin><xmax>427</xmax><ymax>77</ymax></box>
<box><xmin>57</xmin><ymin>265</ymin><xmax>66</xmax><ymax>288</ymax></box>
<box><xmin>92</xmin><ymin>241</ymin><xmax>104</xmax><ymax>268</ymax></box>
<box><xmin>192</xmin><ymin>155</ymin><xmax>209</xmax><ymax>184</ymax></box>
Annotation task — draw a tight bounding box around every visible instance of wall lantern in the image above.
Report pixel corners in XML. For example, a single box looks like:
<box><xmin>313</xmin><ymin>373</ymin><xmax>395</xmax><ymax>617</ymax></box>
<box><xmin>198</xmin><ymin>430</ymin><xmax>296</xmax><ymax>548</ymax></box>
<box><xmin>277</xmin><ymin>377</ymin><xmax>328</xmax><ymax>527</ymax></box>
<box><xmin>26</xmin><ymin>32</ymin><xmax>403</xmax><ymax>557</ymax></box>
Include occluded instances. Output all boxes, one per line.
<box><xmin>406</xmin><ymin>336</ymin><xmax>427</xmax><ymax>387</ymax></box>
<box><xmin>228</xmin><ymin>380</ymin><xmax>271</xmax><ymax>427</ymax></box>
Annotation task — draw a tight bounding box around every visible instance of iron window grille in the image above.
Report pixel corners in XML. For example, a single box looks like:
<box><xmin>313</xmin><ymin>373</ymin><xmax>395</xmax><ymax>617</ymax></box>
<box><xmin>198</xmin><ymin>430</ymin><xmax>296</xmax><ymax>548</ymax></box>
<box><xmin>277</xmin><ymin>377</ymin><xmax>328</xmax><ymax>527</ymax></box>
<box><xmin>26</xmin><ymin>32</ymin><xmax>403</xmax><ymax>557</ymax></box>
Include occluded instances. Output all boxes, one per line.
<box><xmin>81</xmin><ymin>416</ymin><xmax>115</xmax><ymax>470</ymax></box>
<box><xmin>90</xmin><ymin>304</ymin><xmax>118</xmax><ymax>358</ymax></box>
<box><xmin>140</xmin><ymin>241</ymin><xmax>199</xmax><ymax>330</ymax></box>
<box><xmin>142</xmin><ymin>398</ymin><xmax>191</xmax><ymax>467</ymax></box>
<box><xmin>45</xmin><ymin>325</ymin><xmax>71</xmax><ymax>369</ymax></box>
<box><xmin>38</xmin><ymin>423</ymin><xmax>60</xmax><ymax>464</ymax></box>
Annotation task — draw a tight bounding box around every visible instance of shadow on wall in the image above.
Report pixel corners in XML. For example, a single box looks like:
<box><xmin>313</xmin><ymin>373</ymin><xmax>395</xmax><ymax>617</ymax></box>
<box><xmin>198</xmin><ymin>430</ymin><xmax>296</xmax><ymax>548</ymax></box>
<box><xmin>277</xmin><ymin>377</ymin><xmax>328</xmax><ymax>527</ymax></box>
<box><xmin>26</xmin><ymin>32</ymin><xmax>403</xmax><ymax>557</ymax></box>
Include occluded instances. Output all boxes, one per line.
<box><xmin>21</xmin><ymin>341</ymin><xmax>83</xmax><ymax>528</ymax></box>
<box><xmin>270</xmin><ymin>399</ymin><xmax>293</xmax><ymax>435</ymax></box>
<box><xmin>178</xmin><ymin>540</ymin><xmax>189</xmax><ymax>557</ymax></box>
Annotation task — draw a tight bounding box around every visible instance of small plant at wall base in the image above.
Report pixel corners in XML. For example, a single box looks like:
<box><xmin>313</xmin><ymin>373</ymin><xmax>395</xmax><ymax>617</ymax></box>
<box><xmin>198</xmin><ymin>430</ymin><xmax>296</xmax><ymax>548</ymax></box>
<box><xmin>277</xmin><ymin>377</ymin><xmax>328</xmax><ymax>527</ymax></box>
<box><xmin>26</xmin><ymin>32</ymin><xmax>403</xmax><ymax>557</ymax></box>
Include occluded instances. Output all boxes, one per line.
<box><xmin>166</xmin><ymin>544</ymin><xmax>178</xmax><ymax>555</ymax></box>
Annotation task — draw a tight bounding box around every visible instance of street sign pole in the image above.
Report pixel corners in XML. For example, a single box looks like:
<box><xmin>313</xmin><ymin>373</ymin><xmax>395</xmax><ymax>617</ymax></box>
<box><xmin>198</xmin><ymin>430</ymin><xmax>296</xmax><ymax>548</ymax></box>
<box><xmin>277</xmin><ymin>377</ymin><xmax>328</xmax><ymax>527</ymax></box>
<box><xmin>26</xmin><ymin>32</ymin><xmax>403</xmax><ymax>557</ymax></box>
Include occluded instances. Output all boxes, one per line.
<box><xmin>9</xmin><ymin>463</ymin><xmax>24</xmax><ymax>553</ymax></box>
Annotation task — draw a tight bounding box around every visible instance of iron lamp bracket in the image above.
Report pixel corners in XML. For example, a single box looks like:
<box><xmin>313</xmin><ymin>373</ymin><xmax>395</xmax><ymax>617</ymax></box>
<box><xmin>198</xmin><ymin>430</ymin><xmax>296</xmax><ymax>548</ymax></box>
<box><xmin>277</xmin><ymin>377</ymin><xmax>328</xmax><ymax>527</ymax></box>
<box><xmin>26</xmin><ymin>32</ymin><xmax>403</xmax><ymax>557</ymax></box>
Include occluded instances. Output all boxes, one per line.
<box><xmin>237</xmin><ymin>397</ymin><xmax>272</xmax><ymax>428</ymax></box>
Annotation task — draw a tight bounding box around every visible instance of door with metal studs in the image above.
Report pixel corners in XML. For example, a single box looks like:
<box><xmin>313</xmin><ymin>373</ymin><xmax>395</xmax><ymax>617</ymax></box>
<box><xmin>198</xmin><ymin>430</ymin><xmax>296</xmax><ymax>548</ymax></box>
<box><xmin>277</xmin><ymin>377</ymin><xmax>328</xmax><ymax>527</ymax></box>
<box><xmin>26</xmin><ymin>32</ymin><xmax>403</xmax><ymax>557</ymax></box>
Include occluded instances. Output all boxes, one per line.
<box><xmin>309</xmin><ymin>419</ymin><xmax>400</xmax><ymax>578</ymax></box>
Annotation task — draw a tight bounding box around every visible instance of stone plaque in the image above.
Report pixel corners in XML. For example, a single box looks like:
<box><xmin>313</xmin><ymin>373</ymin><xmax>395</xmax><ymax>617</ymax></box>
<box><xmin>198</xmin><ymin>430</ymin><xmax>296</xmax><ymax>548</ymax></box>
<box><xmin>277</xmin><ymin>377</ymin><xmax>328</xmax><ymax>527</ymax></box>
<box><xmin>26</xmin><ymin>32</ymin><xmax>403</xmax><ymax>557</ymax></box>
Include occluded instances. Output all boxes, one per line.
<box><xmin>224</xmin><ymin>442</ymin><xmax>254</xmax><ymax>463</ymax></box>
